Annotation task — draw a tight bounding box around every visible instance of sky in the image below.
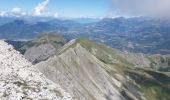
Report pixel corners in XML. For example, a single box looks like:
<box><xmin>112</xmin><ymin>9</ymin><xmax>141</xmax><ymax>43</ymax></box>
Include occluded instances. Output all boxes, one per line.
<box><xmin>0</xmin><ymin>0</ymin><xmax>170</xmax><ymax>18</ymax></box>
<box><xmin>0</xmin><ymin>0</ymin><xmax>112</xmax><ymax>18</ymax></box>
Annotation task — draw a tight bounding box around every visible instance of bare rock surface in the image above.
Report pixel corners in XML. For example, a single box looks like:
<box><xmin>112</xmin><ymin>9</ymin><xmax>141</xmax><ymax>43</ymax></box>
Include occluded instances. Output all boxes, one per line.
<box><xmin>0</xmin><ymin>40</ymin><xmax>72</xmax><ymax>100</ymax></box>
<box><xmin>24</xmin><ymin>43</ymin><xmax>56</xmax><ymax>64</ymax></box>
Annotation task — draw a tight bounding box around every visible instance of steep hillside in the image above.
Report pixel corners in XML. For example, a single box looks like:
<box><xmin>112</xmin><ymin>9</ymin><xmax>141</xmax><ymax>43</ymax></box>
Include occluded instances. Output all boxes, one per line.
<box><xmin>23</xmin><ymin>33</ymin><xmax>66</xmax><ymax>64</ymax></box>
<box><xmin>72</xmin><ymin>39</ymin><xmax>170</xmax><ymax>72</ymax></box>
<box><xmin>0</xmin><ymin>40</ymin><xmax>72</xmax><ymax>100</ymax></box>
<box><xmin>37</xmin><ymin>40</ymin><xmax>126</xmax><ymax>100</ymax></box>
<box><xmin>36</xmin><ymin>39</ymin><xmax>170</xmax><ymax>100</ymax></box>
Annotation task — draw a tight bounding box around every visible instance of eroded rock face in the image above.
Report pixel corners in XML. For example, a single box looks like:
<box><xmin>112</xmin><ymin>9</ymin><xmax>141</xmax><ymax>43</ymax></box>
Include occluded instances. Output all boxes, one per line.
<box><xmin>36</xmin><ymin>43</ymin><xmax>126</xmax><ymax>100</ymax></box>
<box><xmin>23</xmin><ymin>33</ymin><xmax>66</xmax><ymax>64</ymax></box>
<box><xmin>0</xmin><ymin>40</ymin><xmax>72</xmax><ymax>100</ymax></box>
<box><xmin>24</xmin><ymin>43</ymin><xmax>56</xmax><ymax>64</ymax></box>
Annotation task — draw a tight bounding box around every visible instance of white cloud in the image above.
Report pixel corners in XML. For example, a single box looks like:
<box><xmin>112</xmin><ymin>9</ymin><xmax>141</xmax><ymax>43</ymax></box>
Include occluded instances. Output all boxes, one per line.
<box><xmin>0</xmin><ymin>7</ymin><xmax>27</xmax><ymax>17</ymax></box>
<box><xmin>33</xmin><ymin>0</ymin><xmax>58</xmax><ymax>17</ymax></box>
<box><xmin>10</xmin><ymin>7</ymin><xmax>27</xmax><ymax>16</ymax></box>
<box><xmin>0</xmin><ymin>0</ymin><xmax>58</xmax><ymax>18</ymax></box>
<box><xmin>53</xmin><ymin>12</ymin><xmax>58</xmax><ymax>18</ymax></box>
<box><xmin>11</xmin><ymin>7</ymin><xmax>22</xmax><ymax>13</ymax></box>
<box><xmin>34</xmin><ymin>0</ymin><xmax>50</xmax><ymax>16</ymax></box>
<box><xmin>0</xmin><ymin>11</ymin><xmax>7</xmax><ymax>17</ymax></box>
<box><xmin>111</xmin><ymin>0</ymin><xmax>170</xmax><ymax>17</ymax></box>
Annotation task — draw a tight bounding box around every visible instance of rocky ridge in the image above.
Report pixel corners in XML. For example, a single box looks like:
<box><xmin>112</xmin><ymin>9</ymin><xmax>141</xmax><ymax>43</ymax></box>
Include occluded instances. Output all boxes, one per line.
<box><xmin>36</xmin><ymin>39</ymin><xmax>127</xmax><ymax>100</ymax></box>
<box><xmin>36</xmin><ymin>39</ymin><xmax>170</xmax><ymax>100</ymax></box>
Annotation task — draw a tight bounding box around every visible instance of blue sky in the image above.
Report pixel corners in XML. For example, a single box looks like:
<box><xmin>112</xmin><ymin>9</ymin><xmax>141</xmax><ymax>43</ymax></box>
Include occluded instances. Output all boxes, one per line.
<box><xmin>0</xmin><ymin>0</ymin><xmax>112</xmax><ymax>18</ymax></box>
<box><xmin>1</xmin><ymin>0</ymin><xmax>170</xmax><ymax>18</ymax></box>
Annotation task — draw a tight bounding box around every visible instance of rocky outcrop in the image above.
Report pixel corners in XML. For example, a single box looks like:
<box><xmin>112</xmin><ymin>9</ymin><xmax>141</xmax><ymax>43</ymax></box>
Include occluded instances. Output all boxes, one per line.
<box><xmin>0</xmin><ymin>40</ymin><xmax>72</xmax><ymax>100</ymax></box>
<box><xmin>24</xmin><ymin>43</ymin><xmax>56</xmax><ymax>64</ymax></box>
<box><xmin>23</xmin><ymin>33</ymin><xmax>66</xmax><ymax>64</ymax></box>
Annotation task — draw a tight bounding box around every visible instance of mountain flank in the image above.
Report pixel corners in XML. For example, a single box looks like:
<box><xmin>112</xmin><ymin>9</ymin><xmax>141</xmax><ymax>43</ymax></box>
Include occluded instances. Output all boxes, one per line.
<box><xmin>0</xmin><ymin>40</ymin><xmax>72</xmax><ymax>100</ymax></box>
<box><xmin>36</xmin><ymin>39</ymin><xmax>170</xmax><ymax>100</ymax></box>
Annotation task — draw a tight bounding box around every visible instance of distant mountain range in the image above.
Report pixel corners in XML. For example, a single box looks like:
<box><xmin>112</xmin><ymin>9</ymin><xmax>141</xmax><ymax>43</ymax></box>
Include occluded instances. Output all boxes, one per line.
<box><xmin>1</xmin><ymin>16</ymin><xmax>170</xmax><ymax>54</ymax></box>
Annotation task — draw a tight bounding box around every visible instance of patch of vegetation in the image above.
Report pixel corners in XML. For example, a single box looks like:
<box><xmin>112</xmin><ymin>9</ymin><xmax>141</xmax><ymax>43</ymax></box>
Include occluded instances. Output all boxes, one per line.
<box><xmin>120</xmin><ymin>89</ymin><xmax>135</xmax><ymax>100</ymax></box>
<box><xmin>125</xmin><ymin>69</ymin><xmax>170</xmax><ymax>100</ymax></box>
<box><xmin>26</xmin><ymin>97</ymin><xmax>33</xmax><ymax>100</ymax></box>
<box><xmin>145</xmin><ymin>70</ymin><xmax>170</xmax><ymax>84</ymax></box>
<box><xmin>158</xmin><ymin>67</ymin><xmax>170</xmax><ymax>72</ymax></box>
<box><xmin>13</xmin><ymin>81</ymin><xmax>27</xmax><ymax>87</ymax></box>
<box><xmin>76</xmin><ymin>39</ymin><xmax>134</xmax><ymax>66</ymax></box>
<box><xmin>148</xmin><ymin>55</ymin><xmax>170</xmax><ymax>72</ymax></box>
<box><xmin>13</xmin><ymin>80</ymin><xmax>41</xmax><ymax>93</ymax></box>
<box><xmin>140</xmin><ymin>82</ymin><xmax>170</xmax><ymax>100</ymax></box>
<box><xmin>52</xmin><ymin>89</ymin><xmax>63</xmax><ymax>98</ymax></box>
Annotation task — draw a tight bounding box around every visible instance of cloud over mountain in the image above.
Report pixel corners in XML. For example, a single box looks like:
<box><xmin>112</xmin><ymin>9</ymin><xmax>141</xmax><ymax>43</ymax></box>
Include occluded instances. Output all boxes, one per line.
<box><xmin>112</xmin><ymin>0</ymin><xmax>170</xmax><ymax>17</ymax></box>
<box><xmin>0</xmin><ymin>7</ymin><xmax>27</xmax><ymax>17</ymax></box>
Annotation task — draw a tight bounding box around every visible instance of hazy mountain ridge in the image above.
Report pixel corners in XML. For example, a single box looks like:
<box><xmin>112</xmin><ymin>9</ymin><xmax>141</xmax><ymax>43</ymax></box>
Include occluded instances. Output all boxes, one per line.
<box><xmin>0</xmin><ymin>20</ymin><xmax>69</xmax><ymax>39</ymax></box>
<box><xmin>75</xmin><ymin>17</ymin><xmax>170</xmax><ymax>54</ymax></box>
<box><xmin>1</xmin><ymin>17</ymin><xmax>170</xmax><ymax>54</ymax></box>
